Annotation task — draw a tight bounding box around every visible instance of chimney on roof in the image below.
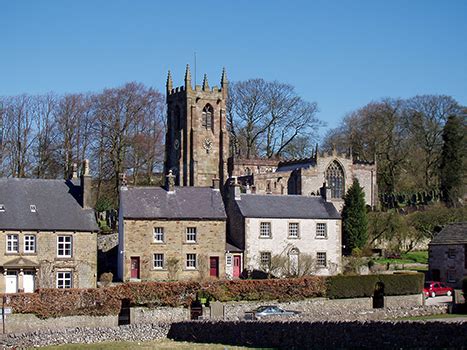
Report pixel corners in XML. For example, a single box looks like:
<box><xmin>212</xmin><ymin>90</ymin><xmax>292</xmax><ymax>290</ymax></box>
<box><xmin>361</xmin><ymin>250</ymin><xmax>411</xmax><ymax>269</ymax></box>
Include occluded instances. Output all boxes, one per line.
<box><xmin>166</xmin><ymin>170</ymin><xmax>176</xmax><ymax>192</ymax></box>
<box><xmin>212</xmin><ymin>178</ymin><xmax>220</xmax><ymax>190</ymax></box>
<box><xmin>320</xmin><ymin>181</ymin><xmax>332</xmax><ymax>202</ymax></box>
<box><xmin>230</xmin><ymin>176</ymin><xmax>242</xmax><ymax>200</ymax></box>
<box><xmin>80</xmin><ymin>159</ymin><xmax>92</xmax><ymax>209</ymax></box>
<box><xmin>71</xmin><ymin>163</ymin><xmax>78</xmax><ymax>180</ymax></box>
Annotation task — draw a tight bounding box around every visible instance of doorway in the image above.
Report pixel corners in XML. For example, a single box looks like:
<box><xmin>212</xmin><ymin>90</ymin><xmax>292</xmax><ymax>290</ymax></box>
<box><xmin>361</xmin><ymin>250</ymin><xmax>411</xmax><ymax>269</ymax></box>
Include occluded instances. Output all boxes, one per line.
<box><xmin>5</xmin><ymin>272</ymin><xmax>18</xmax><ymax>293</ymax></box>
<box><xmin>130</xmin><ymin>257</ymin><xmax>140</xmax><ymax>279</ymax></box>
<box><xmin>23</xmin><ymin>271</ymin><xmax>35</xmax><ymax>293</ymax></box>
<box><xmin>209</xmin><ymin>257</ymin><xmax>219</xmax><ymax>277</ymax></box>
<box><xmin>233</xmin><ymin>255</ymin><xmax>241</xmax><ymax>278</ymax></box>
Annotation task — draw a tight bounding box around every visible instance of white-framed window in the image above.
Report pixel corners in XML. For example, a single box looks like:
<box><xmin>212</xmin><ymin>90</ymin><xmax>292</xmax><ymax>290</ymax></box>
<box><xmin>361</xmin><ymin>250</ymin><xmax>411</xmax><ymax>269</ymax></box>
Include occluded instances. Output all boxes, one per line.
<box><xmin>226</xmin><ymin>255</ymin><xmax>232</xmax><ymax>266</ymax></box>
<box><xmin>316</xmin><ymin>223</ymin><xmax>327</xmax><ymax>239</ymax></box>
<box><xmin>153</xmin><ymin>227</ymin><xmax>164</xmax><ymax>243</ymax></box>
<box><xmin>24</xmin><ymin>235</ymin><xmax>36</xmax><ymax>253</ymax></box>
<box><xmin>56</xmin><ymin>271</ymin><xmax>72</xmax><ymax>289</ymax></box>
<box><xmin>260</xmin><ymin>251</ymin><xmax>271</xmax><ymax>268</ymax></box>
<box><xmin>6</xmin><ymin>234</ymin><xmax>19</xmax><ymax>253</ymax></box>
<box><xmin>186</xmin><ymin>253</ymin><xmax>197</xmax><ymax>269</ymax></box>
<box><xmin>153</xmin><ymin>253</ymin><xmax>164</xmax><ymax>269</ymax></box>
<box><xmin>448</xmin><ymin>248</ymin><xmax>456</xmax><ymax>259</ymax></box>
<box><xmin>0</xmin><ymin>204</ymin><xmax>5</xmax><ymax>212</ymax></box>
<box><xmin>317</xmin><ymin>252</ymin><xmax>327</xmax><ymax>268</ymax></box>
<box><xmin>30</xmin><ymin>204</ymin><xmax>37</xmax><ymax>213</ymax></box>
<box><xmin>288</xmin><ymin>222</ymin><xmax>299</xmax><ymax>238</ymax></box>
<box><xmin>57</xmin><ymin>236</ymin><xmax>72</xmax><ymax>257</ymax></box>
<box><xmin>186</xmin><ymin>227</ymin><xmax>197</xmax><ymax>242</ymax></box>
<box><xmin>259</xmin><ymin>222</ymin><xmax>271</xmax><ymax>238</ymax></box>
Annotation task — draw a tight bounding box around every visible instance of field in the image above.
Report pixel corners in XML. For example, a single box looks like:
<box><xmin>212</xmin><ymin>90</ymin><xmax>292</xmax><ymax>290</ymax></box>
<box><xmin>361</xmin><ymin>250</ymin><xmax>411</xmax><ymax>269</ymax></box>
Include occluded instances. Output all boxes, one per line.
<box><xmin>374</xmin><ymin>250</ymin><xmax>428</xmax><ymax>265</ymax></box>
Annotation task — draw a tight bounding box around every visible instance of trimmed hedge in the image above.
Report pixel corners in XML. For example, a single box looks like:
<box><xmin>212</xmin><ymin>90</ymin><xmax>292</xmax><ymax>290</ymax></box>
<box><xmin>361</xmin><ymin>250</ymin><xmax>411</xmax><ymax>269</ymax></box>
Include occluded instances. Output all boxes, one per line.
<box><xmin>2</xmin><ymin>274</ymin><xmax>423</xmax><ymax>318</ymax></box>
<box><xmin>326</xmin><ymin>273</ymin><xmax>424</xmax><ymax>299</ymax></box>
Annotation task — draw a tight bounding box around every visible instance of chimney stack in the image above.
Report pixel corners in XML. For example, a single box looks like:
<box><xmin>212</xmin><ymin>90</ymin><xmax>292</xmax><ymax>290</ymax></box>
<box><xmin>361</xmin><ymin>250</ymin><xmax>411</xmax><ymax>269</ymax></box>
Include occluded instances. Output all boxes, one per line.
<box><xmin>166</xmin><ymin>170</ymin><xmax>176</xmax><ymax>193</ymax></box>
<box><xmin>80</xmin><ymin>159</ymin><xmax>92</xmax><ymax>209</ymax></box>
<box><xmin>212</xmin><ymin>178</ymin><xmax>220</xmax><ymax>190</ymax></box>
<box><xmin>231</xmin><ymin>176</ymin><xmax>242</xmax><ymax>200</ymax></box>
<box><xmin>320</xmin><ymin>181</ymin><xmax>332</xmax><ymax>202</ymax></box>
<box><xmin>72</xmin><ymin>163</ymin><xmax>78</xmax><ymax>180</ymax></box>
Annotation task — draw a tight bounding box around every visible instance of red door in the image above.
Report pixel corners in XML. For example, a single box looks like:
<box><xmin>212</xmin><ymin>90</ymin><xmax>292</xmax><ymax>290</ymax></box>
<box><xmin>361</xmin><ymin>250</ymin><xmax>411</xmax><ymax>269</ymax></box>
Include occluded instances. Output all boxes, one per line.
<box><xmin>210</xmin><ymin>257</ymin><xmax>219</xmax><ymax>277</ymax></box>
<box><xmin>233</xmin><ymin>255</ymin><xmax>241</xmax><ymax>278</ymax></box>
<box><xmin>130</xmin><ymin>257</ymin><xmax>140</xmax><ymax>279</ymax></box>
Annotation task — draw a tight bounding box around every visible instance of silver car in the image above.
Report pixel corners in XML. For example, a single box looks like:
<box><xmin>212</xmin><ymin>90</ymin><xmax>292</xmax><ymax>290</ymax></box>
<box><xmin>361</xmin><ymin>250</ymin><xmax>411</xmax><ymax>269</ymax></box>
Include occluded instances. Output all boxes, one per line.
<box><xmin>246</xmin><ymin>305</ymin><xmax>300</xmax><ymax>320</ymax></box>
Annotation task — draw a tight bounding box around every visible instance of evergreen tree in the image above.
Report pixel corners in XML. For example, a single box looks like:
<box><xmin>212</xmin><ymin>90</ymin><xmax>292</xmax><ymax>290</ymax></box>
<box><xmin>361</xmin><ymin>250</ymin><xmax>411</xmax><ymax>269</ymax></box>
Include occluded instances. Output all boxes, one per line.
<box><xmin>342</xmin><ymin>178</ymin><xmax>368</xmax><ymax>254</ymax></box>
<box><xmin>439</xmin><ymin>115</ymin><xmax>465</xmax><ymax>207</ymax></box>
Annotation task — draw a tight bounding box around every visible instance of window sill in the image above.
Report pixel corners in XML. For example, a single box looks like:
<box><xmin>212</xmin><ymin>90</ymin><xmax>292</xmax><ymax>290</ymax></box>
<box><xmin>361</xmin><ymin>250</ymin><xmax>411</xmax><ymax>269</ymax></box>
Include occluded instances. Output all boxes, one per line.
<box><xmin>288</xmin><ymin>236</ymin><xmax>300</xmax><ymax>239</ymax></box>
<box><xmin>183</xmin><ymin>241</ymin><xmax>198</xmax><ymax>245</ymax></box>
<box><xmin>184</xmin><ymin>268</ymin><xmax>198</xmax><ymax>271</ymax></box>
<box><xmin>151</xmin><ymin>242</ymin><xmax>166</xmax><ymax>245</ymax></box>
<box><xmin>153</xmin><ymin>268</ymin><xmax>167</xmax><ymax>271</ymax></box>
<box><xmin>315</xmin><ymin>237</ymin><xmax>328</xmax><ymax>240</ymax></box>
<box><xmin>259</xmin><ymin>236</ymin><xmax>272</xmax><ymax>239</ymax></box>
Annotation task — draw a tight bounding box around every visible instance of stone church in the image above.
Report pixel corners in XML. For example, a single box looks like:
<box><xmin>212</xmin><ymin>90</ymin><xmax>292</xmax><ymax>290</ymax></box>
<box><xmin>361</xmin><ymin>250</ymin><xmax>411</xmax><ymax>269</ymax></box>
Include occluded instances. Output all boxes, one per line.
<box><xmin>164</xmin><ymin>65</ymin><xmax>377</xmax><ymax>210</ymax></box>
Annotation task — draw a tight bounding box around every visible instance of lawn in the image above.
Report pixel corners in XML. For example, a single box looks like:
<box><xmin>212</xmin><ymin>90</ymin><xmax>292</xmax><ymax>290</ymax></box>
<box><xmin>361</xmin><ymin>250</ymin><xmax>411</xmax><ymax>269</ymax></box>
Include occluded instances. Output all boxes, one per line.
<box><xmin>374</xmin><ymin>250</ymin><xmax>428</xmax><ymax>265</ymax></box>
<box><xmin>39</xmin><ymin>340</ymin><xmax>269</xmax><ymax>349</ymax></box>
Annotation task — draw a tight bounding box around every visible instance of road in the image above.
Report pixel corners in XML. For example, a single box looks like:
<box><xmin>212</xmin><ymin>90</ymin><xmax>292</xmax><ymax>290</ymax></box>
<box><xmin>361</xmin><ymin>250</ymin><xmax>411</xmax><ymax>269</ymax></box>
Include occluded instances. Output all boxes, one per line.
<box><xmin>424</xmin><ymin>295</ymin><xmax>452</xmax><ymax>306</ymax></box>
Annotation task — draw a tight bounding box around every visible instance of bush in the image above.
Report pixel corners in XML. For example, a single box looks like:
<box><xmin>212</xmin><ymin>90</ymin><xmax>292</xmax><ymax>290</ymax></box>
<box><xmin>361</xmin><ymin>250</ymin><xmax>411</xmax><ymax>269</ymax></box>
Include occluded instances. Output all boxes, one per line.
<box><xmin>462</xmin><ymin>277</ymin><xmax>467</xmax><ymax>302</ymax></box>
<box><xmin>326</xmin><ymin>273</ymin><xmax>424</xmax><ymax>299</ymax></box>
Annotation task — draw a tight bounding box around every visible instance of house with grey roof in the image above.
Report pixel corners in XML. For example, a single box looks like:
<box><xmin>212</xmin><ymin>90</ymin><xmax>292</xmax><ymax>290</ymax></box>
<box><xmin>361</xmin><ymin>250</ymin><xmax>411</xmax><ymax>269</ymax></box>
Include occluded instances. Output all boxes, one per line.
<box><xmin>0</xmin><ymin>161</ymin><xmax>99</xmax><ymax>293</ymax></box>
<box><xmin>428</xmin><ymin>222</ymin><xmax>467</xmax><ymax>288</ymax></box>
<box><xmin>118</xmin><ymin>173</ymin><xmax>227</xmax><ymax>281</ymax></box>
<box><xmin>226</xmin><ymin>180</ymin><xmax>342</xmax><ymax>277</ymax></box>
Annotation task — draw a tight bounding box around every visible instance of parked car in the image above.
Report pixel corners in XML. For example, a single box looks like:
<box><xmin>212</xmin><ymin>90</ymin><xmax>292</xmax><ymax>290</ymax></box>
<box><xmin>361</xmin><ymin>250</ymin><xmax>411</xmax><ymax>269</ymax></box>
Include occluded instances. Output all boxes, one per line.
<box><xmin>245</xmin><ymin>305</ymin><xmax>300</xmax><ymax>320</ymax></box>
<box><xmin>423</xmin><ymin>281</ymin><xmax>453</xmax><ymax>298</ymax></box>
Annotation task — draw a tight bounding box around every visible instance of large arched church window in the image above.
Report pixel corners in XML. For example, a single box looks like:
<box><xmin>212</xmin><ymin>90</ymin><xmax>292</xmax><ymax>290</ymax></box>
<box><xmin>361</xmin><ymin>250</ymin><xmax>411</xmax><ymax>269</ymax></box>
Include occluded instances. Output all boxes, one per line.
<box><xmin>202</xmin><ymin>104</ymin><xmax>213</xmax><ymax>129</ymax></box>
<box><xmin>325</xmin><ymin>161</ymin><xmax>345</xmax><ymax>199</ymax></box>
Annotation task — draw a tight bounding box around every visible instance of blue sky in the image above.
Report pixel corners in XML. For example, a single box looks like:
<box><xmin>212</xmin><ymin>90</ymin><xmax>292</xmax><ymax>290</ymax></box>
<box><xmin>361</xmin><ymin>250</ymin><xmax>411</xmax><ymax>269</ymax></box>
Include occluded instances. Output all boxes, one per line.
<box><xmin>1</xmin><ymin>0</ymin><xmax>466</xmax><ymax>135</ymax></box>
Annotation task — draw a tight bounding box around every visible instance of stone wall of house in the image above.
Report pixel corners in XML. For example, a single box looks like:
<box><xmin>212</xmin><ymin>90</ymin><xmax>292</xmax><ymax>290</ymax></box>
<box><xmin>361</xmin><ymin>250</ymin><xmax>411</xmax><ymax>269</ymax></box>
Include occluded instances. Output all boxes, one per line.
<box><xmin>243</xmin><ymin>217</ymin><xmax>342</xmax><ymax>275</ymax></box>
<box><xmin>429</xmin><ymin>243</ymin><xmax>467</xmax><ymax>288</ymax></box>
<box><xmin>0</xmin><ymin>230</ymin><xmax>97</xmax><ymax>291</ymax></box>
<box><xmin>122</xmin><ymin>219</ymin><xmax>226</xmax><ymax>281</ymax></box>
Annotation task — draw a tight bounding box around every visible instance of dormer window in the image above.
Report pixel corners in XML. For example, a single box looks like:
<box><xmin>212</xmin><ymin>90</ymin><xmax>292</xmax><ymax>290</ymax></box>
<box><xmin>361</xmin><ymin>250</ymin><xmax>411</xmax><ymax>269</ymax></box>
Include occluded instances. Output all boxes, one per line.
<box><xmin>0</xmin><ymin>204</ymin><xmax>5</xmax><ymax>212</ymax></box>
<box><xmin>30</xmin><ymin>205</ymin><xmax>37</xmax><ymax>213</ymax></box>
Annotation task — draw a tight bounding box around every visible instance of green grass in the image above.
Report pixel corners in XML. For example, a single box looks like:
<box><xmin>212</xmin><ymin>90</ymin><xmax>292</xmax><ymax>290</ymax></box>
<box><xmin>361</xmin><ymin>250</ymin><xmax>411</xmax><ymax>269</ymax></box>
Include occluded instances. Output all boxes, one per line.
<box><xmin>374</xmin><ymin>250</ymin><xmax>428</xmax><ymax>265</ymax></box>
<box><xmin>393</xmin><ymin>313</ymin><xmax>466</xmax><ymax>321</ymax></box>
<box><xmin>38</xmin><ymin>340</ymin><xmax>270</xmax><ymax>349</ymax></box>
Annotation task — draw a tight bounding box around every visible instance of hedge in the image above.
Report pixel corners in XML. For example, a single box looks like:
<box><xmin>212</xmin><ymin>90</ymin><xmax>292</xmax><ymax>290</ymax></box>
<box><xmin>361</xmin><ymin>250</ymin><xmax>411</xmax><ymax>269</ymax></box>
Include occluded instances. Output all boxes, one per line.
<box><xmin>326</xmin><ymin>273</ymin><xmax>424</xmax><ymax>299</ymax></box>
<box><xmin>1</xmin><ymin>274</ymin><xmax>423</xmax><ymax>318</ymax></box>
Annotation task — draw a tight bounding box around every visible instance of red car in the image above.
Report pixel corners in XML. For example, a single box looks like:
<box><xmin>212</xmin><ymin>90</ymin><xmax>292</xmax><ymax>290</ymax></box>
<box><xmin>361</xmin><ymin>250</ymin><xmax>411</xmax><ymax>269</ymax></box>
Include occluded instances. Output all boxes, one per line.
<box><xmin>423</xmin><ymin>281</ymin><xmax>453</xmax><ymax>298</ymax></box>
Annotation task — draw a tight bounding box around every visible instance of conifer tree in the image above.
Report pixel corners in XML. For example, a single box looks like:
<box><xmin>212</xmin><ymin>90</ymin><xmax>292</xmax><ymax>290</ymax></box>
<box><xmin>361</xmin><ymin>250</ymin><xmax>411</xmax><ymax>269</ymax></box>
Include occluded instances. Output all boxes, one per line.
<box><xmin>439</xmin><ymin>115</ymin><xmax>465</xmax><ymax>207</ymax></box>
<box><xmin>342</xmin><ymin>178</ymin><xmax>368</xmax><ymax>254</ymax></box>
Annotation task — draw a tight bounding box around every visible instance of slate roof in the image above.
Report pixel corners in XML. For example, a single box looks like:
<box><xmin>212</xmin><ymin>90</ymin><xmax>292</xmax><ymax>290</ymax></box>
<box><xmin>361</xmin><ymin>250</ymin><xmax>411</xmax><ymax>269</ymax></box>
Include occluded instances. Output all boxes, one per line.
<box><xmin>235</xmin><ymin>194</ymin><xmax>341</xmax><ymax>219</ymax></box>
<box><xmin>121</xmin><ymin>186</ymin><xmax>227</xmax><ymax>220</ymax></box>
<box><xmin>0</xmin><ymin>178</ymin><xmax>98</xmax><ymax>232</ymax></box>
<box><xmin>429</xmin><ymin>222</ymin><xmax>467</xmax><ymax>245</ymax></box>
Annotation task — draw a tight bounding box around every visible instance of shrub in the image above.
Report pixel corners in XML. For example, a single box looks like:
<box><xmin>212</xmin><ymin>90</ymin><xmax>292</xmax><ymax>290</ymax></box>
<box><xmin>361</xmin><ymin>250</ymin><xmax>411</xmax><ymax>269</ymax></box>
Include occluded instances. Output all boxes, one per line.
<box><xmin>462</xmin><ymin>277</ymin><xmax>467</xmax><ymax>303</ymax></box>
<box><xmin>326</xmin><ymin>273</ymin><xmax>424</xmax><ymax>299</ymax></box>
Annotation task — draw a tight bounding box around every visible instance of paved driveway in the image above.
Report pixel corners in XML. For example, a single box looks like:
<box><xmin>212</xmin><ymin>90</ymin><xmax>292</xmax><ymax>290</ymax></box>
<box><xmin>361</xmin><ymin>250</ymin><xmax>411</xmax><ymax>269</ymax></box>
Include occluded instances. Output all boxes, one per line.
<box><xmin>425</xmin><ymin>295</ymin><xmax>452</xmax><ymax>306</ymax></box>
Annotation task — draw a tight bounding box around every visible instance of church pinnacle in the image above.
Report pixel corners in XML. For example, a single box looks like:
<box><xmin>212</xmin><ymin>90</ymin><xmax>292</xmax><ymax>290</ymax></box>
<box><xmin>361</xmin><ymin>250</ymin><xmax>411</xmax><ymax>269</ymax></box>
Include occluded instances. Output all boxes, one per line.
<box><xmin>184</xmin><ymin>64</ymin><xmax>192</xmax><ymax>90</ymax></box>
<box><xmin>202</xmin><ymin>73</ymin><xmax>210</xmax><ymax>91</ymax></box>
<box><xmin>221</xmin><ymin>67</ymin><xmax>228</xmax><ymax>87</ymax></box>
<box><xmin>166</xmin><ymin>70</ymin><xmax>173</xmax><ymax>92</ymax></box>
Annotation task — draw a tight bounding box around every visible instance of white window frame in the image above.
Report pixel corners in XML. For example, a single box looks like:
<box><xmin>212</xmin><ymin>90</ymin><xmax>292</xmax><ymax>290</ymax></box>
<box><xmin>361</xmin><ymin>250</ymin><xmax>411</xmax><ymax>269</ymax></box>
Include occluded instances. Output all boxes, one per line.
<box><xmin>30</xmin><ymin>204</ymin><xmax>37</xmax><ymax>213</ymax></box>
<box><xmin>6</xmin><ymin>234</ymin><xmax>19</xmax><ymax>253</ymax></box>
<box><xmin>24</xmin><ymin>235</ymin><xmax>36</xmax><ymax>253</ymax></box>
<box><xmin>259</xmin><ymin>222</ymin><xmax>271</xmax><ymax>238</ymax></box>
<box><xmin>0</xmin><ymin>204</ymin><xmax>5</xmax><ymax>212</ymax></box>
<box><xmin>57</xmin><ymin>236</ymin><xmax>72</xmax><ymax>257</ymax></box>
<box><xmin>186</xmin><ymin>253</ymin><xmax>197</xmax><ymax>269</ymax></box>
<box><xmin>186</xmin><ymin>227</ymin><xmax>197</xmax><ymax>243</ymax></box>
<box><xmin>317</xmin><ymin>252</ymin><xmax>327</xmax><ymax>268</ymax></box>
<box><xmin>56</xmin><ymin>271</ymin><xmax>72</xmax><ymax>289</ymax></box>
<box><xmin>153</xmin><ymin>253</ymin><xmax>164</xmax><ymax>269</ymax></box>
<box><xmin>226</xmin><ymin>255</ymin><xmax>232</xmax><ymax>266</ymax></box>
<box><xmin>288</xmin><ymin>222</ymin><xmax>299</xmax><ymax>238</ymax></box>
<box><xmin>316</xmin><ymin>223</ymin><xmax>327</xmax><ymax>239</ymax></box>
<box><xmin>153</xmin><ymin>227</ymin><xmax>164</xmax><ymax>243</ymax></box>
<box><xmin>260</xmin><ymin>251</ymin><xmax>271</xmax><ymax>268</ymax></box>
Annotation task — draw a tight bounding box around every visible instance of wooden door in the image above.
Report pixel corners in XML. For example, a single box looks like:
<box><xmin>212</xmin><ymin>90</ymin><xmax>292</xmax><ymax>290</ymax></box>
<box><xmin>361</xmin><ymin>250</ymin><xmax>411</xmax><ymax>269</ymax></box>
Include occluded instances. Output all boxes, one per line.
<box><xmin>23</xmin><ymin>272</ymin><xmax>35</xmax><ymax>293</ymax></box>
<box><xmin>209</xmin><ymin>257</ymin><xmax>219</xmax><ymax>277</ymax></box>
<box><xmin>233</xmin><ymin>255</ymin><xmax>241</xmax><ymax>278</ymax></box>
<box><xmin>5</xmin><ymin>272</ymin><xmax>18</xmax><ymax>293</ymax></box>
<box><xmin>130</xmin><ymin>257</ymin><xmax>140</xmax><ymax>279</ymax></box>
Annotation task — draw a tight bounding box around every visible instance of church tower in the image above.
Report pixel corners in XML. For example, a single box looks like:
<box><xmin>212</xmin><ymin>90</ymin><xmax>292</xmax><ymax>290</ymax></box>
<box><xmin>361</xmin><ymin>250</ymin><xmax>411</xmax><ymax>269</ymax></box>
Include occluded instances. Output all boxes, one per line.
<box><xmin>164</xmin><ymin>65</ymin><xmax>229</xmax><ymax>188</ymax></box>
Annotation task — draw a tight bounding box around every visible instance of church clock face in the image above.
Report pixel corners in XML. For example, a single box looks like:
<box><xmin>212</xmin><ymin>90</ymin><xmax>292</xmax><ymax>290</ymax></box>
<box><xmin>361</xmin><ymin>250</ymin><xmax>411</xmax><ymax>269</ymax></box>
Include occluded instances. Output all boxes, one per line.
<box><xmin>203</xmin><ymin>138</ymin><xmax>213</xmax><ymax>153</ymax></box>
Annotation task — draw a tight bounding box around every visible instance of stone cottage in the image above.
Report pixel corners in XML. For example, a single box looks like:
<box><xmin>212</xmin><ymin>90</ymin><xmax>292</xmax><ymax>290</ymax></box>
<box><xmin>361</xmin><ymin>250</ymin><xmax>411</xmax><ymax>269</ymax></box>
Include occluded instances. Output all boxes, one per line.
<box><xmin>429</xmin><ymin>222</ymin><xmax>467</xmax><ymax>288</ymax></box>
<box><xmin>0</xmin><ymin>161</ymin><xmax>99</xmax><ymax>292</ymax></box>
<box><xmin>118</xmin><ymin>175</ymin><xmax>227</xmax><ymax>281</ymax></box>
<box><xmin>225</xmin><ymin>180</ymin><xmax>342</xmax><ymax>277</ymax></box>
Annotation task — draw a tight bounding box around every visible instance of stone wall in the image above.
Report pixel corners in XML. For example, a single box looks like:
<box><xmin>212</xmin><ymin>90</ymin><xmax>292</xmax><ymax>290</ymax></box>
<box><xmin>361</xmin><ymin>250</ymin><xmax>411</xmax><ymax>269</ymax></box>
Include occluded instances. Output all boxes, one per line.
<box><xmin>121</xmin><ymin>219</ymin><xmax>226</xmax><ymax>281</ymax></box>
<box><xmin>168</xmin><ymin>320</ymin><xmax>467</xmax><ymax>349</ymax></box>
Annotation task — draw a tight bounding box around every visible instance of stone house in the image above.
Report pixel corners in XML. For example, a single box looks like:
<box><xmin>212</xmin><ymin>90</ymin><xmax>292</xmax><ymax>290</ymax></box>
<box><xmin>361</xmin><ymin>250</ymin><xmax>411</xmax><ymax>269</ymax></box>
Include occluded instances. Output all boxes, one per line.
<box><xmin>118</xmin><ymin>177</ymin><xmax>227</xmax><ymax>281</ymax></box>
<box><xmin>428</xmin><ymin>222</ymin><xmax>467</xmax><ymax>288</ymax></box>
<box><xmin>226</xmin><ymin>182</ymin><xmax>342</xmax><ymax>277</ymax></box>
<box><xmin>0</xmin><ymin>162</ymin><xmax>99</xmax><ymax>292</ymax></box>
